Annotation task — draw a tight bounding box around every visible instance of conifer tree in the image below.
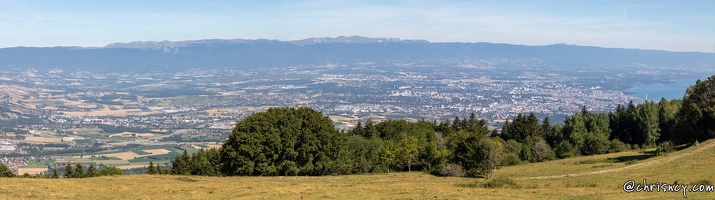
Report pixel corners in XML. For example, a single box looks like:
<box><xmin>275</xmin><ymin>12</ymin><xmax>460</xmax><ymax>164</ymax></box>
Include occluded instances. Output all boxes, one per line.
<box><xmin>147</xmin><ymin>161</ymin><xmax>155</xmax><ymax>175</ymax></box>
<box><xmin>51</xmin><ymin>168</ymin><xmax>59</xmax><ymax>178</ymax></box>
<box><xmin>63</xmin><ymin>163</ymin><xmax>73</xmax><ymax>178</ymax></box>
<box><xmin>0</xmin><ymin>163</ymin><xmax>13</xmax><ymax>177</ymax></box>
<box><xmin>87</xmin><ymin>164</ymin><xmax>97</xmax><ymax>177</ymax></box>
<box><xmin>74</xmin><ymin>164</ymin><xmax>85</xmax><ymax>178</ymax></box>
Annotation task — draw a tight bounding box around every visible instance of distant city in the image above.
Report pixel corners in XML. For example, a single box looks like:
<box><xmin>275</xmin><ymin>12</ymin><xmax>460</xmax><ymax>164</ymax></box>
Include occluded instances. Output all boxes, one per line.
<box><xmin>0</xmin><ymin>37</ymin><xmax>713</xmax><ymax>175</ymax></box>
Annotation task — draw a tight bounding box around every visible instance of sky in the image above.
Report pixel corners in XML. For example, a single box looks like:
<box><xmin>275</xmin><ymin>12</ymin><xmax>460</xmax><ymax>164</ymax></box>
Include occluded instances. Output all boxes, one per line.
<box><xmin>1</xmin><ymin>0</ymin><xmax>714</xmax><ymax>52</ymax></box>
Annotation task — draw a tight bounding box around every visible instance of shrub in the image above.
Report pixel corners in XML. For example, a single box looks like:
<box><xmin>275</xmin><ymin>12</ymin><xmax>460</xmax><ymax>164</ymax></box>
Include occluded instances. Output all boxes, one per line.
<box><xmin>501</xmin><ymin>153</ymin><xmax>521</xmax><ymax>166</ymax></box>
<box><xmin>609</xmin><ymin>139</ymin><xmax>630</xmax><ymax>153</ymax></box>
<box><xmin>555</xmin><ymin>141</ymin><xmax>576</xmax><ymax>158</ymax></box>
<box><xmin>544</xmin><ymin>150</ymin><xmax>556</xmax><ymax>161</ymax></box>
<box><xmin>656</xmin><ymin>142</ymin><xmax>675</xmax><ymax>156</ymax></box>
<box><xmin>98</xmin><ymin>166</ymin><xmax>125</xmax><ymax>176</ymax></box>
<box><xmin>581</xmin><ymin>133</ymin><xmax>610</xmax><ymax>155</ymax></box>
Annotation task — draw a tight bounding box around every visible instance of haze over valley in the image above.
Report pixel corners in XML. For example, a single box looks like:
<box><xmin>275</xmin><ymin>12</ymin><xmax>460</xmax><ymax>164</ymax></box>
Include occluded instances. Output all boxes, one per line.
<box><xmin>3</xmin><ymin>1</ymin><xmax>715</xmax><ymax>199</ymax></box>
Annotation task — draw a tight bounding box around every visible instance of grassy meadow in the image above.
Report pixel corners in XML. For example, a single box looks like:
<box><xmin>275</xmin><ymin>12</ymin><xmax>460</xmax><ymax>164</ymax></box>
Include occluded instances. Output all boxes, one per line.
<box><xmin>2</xmin><ymin>140</ymin><xmax>715</xmax><ymax>199</ymax></box>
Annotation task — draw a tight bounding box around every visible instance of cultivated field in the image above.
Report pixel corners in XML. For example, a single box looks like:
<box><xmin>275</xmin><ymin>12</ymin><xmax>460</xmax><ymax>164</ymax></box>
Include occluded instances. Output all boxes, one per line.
<box><xmin>16</xmin><ymin>168</ymin><xmax>49</xmax><ymax>175</ymax></box>
<box><xmin>3</xmin><ymin>140</ymin><xmax>715</xmax><ymax>199</ymax></box>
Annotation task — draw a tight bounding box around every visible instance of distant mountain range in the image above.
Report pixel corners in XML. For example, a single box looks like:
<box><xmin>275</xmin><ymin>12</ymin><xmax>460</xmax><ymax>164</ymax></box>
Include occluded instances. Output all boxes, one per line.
<box><xmin>0</xmin><ymin>36</ymin><xmax>712</xmax><ymax>72</ymax></box>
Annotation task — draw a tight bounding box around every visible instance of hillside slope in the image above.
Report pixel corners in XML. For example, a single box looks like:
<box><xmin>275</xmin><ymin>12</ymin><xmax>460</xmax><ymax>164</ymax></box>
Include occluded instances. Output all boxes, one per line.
<box><xmin>0</xmin><ymin>140</ymin><xmax>713</xmax><ymax>199</ymax></box>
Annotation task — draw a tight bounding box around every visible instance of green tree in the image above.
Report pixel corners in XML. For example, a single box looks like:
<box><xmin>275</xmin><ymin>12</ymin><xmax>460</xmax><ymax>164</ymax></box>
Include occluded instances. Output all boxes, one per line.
<box><xmin>98</xmin><ymin>166</ymin><xmax>125</xmax><ymax>176</ymax></box>
<box><xmin>609</xmin><ymin>101</ymin><xmax>638</xmax><ymax>144</ymax></box>
<box><xmin>51</xmin><ymin>168</ymin><xmax>59</xmax><ymax>178</ymax></box>
<box><xmin>63</xmin><ymin>163</ymin><xmax>73</xmax><ymax>178</ymax></box>
<box><xmin>555</xmin><ymin>140</ymin><xmax>576</xmax><ymax>158</ymax></box>
<box><xmin>147</xmin><ymin>161</ymin><xmax>156</xmax><ymax>175</ymax></box>
<box><xmin>674</xmin><ymin>76</ymin><xmax>715</xmax><ymax>144</ymax></box>
<box><xmin>499</xmin><ymin>139</ymin><xmax>521</xmax><ymax>166</ymax></box>
<box><xmin>636</xmin><ymin>101</ymin><xmax>661</xmax><ymax>147</ymax></box>
<box><xmin>156</xmin><ymin>164</ymin><xmax>163</xmax><ymax>175</ymax></box>
<box><xmin>500</xmin><ymin>119</ymin><xmax>510</xmax><ymax>140</ymax></box>
<box><xmin>376</xmin><ymin>140</ymin><xmax>397</xmax><ymax>172</ymax></box>
<box><xmin>449</xmin><ymin>130</ymin><xmax>494</xmax><ymax>177</ymax></box>
<box><xmin>191</xmin><ymin>149</ymin><xmax>219</xmax><ymax>176</ymax></box>
<box><xmin>542</xmin><ymin>117</ymin><xmax>552</xmax><ymax>141</ymax></box>
<box><xmin>220</xmin><ymin>107</ymin><xmax>351</xmax><ymax>176</ymax></box>
<box><xmin>658</xmin><ymin>98</ymin><xmax>680</xmax><ymax>142</ymax></box>
<box><xmin>87</xmin><ymin>164</ymin><xmax>97</xmax><ymax>177</ymax></box>
<box><xmin>0</xmin><ymin>163</ymin><xmax>13</xmax><ymax>177</ymax></box>
<box><xmin>171</xmin><ymin>149</ymin><xmax>191</xmax><ymax>175</ymax></box>
<box><xmin>365</xmin><ymin>118</ymin><xmax>379</xmax><ymax>139</ymax></box>
<box><xmin>563</xmin><ymin>114</ymin><xmax>587</xmax><ymax>151</ymax></box>
<box><xmin>74</xmin><ymin>164</ymin><xmax>84</xmax><ymax>178</ymax></box>
<box><xmin>395</xmin><ymin>133</ymin><xmax>419</xmax><ymax>172</ymax></box>
<box><xmin>351</xmin><ymin>121</ymin><xmax>364</xmax><ymax>137</ymax></box>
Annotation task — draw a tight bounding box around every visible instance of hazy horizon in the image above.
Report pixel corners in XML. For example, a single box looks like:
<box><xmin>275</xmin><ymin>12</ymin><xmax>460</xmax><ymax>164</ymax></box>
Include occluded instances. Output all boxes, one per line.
<box><xmin>1</xmin><ymin>1</ymin><xmax>714</xmax><ymax>52</ymax></box>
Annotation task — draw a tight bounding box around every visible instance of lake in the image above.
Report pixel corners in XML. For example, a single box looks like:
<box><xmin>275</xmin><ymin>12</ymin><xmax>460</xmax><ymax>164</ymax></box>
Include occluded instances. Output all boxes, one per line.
<box><xmin>625</xmin><ymin>79</ymin><xmax>701</xmax><ymax>101</ymax></box>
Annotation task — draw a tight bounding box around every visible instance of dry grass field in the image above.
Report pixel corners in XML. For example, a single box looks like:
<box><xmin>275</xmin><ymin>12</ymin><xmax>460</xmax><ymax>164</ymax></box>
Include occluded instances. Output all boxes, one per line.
<box><xmin>16</xmin><ymin>168</ymin><xmax>48</xmax><ymax>175</ymax></box>
<box><xmin>102</xmin><ymin>152</ymin><xmax>141</xmax><ymax>161</ymax></box>
<box><xmin>2</xmin><ymin>140</ymin><xmax>714</xmax><ymax>199</ymax></box>
<box><xmin>24</xmin><ymin>136</ymin><xmax>69</xmax><ymax>143</ymax></box>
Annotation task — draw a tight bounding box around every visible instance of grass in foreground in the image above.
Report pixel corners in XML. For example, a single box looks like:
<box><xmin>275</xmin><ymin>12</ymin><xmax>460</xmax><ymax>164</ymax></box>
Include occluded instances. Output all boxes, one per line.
<box><xmin>1</xmin><ymin>141</ymin><xmax>714</xmax><ymax>199</ymax></box>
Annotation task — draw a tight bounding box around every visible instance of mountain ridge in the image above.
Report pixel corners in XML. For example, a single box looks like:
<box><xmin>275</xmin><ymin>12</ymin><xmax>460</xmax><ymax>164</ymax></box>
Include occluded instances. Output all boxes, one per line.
<box><xmin>0</xmin><ymin>36</ymin><xmax>712</xmax><ymax>72</ymax></box>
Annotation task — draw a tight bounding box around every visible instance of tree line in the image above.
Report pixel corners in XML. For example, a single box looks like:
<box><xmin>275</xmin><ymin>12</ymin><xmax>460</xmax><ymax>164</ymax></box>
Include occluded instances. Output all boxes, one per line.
<box><xmin>0</xmin><ymin>162</ymin><xmax>125</xmax><ymax>178</ymax></box>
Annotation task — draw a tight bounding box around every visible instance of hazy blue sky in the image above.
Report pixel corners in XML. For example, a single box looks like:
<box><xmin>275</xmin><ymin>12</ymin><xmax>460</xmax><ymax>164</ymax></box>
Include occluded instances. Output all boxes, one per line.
<box><xmin>1</xmin><ymin>0</ymin><xmax>714</xmax><ymax>52</ymax></box>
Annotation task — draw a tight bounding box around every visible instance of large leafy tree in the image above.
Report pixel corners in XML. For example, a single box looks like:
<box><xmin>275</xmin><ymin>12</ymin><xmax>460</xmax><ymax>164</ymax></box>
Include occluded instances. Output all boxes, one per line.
<box><xmin>220</xmin><ymin>107</ymin><xmax>350</xmax><ymax>176</ymax></box>
<box><xmin>395</xmin><ymin>133</ymin><xmax>419</xmax><ymax>172</ymax></box>
<box><xmin>674</xmin><ymin>76</ymin><xmax>715</xmax><ymax>144</ymax></box>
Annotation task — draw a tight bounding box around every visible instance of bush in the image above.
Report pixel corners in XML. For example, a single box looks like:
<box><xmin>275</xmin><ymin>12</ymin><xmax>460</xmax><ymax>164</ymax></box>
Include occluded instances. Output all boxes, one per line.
<box><xmin>98</xmin><ymin>166</ymin><xmax>125</xmax><ymax>176</ymax></box>
<box><xmin>501</xmin><ymin>140</ymin><xmax>522</xmax><ymax>166</ymax></box>
<box><xmin>438</xmin><ymin>163</ymin><xmax>465</xmax><ymax>177</ymax></box>
<box><xmin>656</xmin><ymin>142</ymin><xmax>675</xmax><ymax>156</ymax></box>
<box><xmin>581</xmin><ymin>133</ymin><xmax>610</xmax><ymax>155</ymax></box>
<box><xmin>555</xmin><ymin>141</ymin><xmax>576</xmax><ymax>158</ymax></box>
<box><xmin>501</xmin><ymin>153</ymin><xmax>521</xmax><ymax>166</ymax></box>
<box><xmin>609</xmin><ymin>139</ymin><xmax>630</xmax><ymax>153</ymax></box>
